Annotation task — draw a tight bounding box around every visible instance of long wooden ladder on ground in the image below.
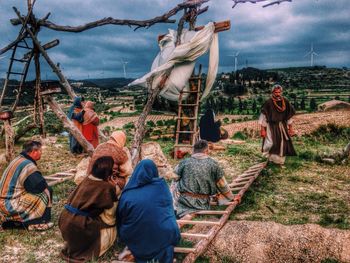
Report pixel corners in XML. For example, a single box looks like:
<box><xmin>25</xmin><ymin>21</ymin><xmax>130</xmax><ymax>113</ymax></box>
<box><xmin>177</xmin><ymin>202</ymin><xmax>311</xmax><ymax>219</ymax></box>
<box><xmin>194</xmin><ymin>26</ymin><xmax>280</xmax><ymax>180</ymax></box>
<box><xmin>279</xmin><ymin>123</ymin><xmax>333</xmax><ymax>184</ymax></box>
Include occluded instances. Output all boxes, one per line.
<box><xmin>114</xmin><ymin>161</ymin><xmax>267</xmax><ymax>263</ymax></box>
<box><xmin>174</xmin><ymin>66</ymin><xmax>202</xmax><ymax>157</ymax></box>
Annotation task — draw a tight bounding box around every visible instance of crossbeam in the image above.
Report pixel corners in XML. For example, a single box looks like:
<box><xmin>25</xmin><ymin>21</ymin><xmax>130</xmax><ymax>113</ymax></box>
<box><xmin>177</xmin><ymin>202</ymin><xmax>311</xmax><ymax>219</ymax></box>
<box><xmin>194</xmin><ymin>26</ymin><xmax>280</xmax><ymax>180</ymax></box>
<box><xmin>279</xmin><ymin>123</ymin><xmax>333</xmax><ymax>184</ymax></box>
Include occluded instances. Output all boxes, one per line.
<box><xmin>158</xmin><ymin>20</ymin><xmax>230</xmax><ymax>42</ymax></box>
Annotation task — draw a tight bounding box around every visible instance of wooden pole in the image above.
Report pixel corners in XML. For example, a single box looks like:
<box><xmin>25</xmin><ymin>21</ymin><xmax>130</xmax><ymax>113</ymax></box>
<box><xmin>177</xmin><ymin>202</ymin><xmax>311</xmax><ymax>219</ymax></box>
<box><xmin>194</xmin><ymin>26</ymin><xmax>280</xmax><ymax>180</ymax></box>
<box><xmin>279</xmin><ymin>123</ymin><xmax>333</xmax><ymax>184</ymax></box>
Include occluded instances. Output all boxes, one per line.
<box><xmin>130</xmin><ymin>74</ymin><xmax>170</xmax><ymax>166</ymax></box>
<box><xmin>45</xmin><ymin>96</ymin><xmax>94</xmax><ymax>156</ymax></box>
<box><xmin>34</xmin><ymin>50</ymin><xmax>46</xmax><ymax>137</ymax></box>
<box><xmin>131</xmin><ymin>7</ymin><xmax>197</xmax><ymax>166</ymax></box>
<box><xmin>3</xmin><ymin>119</ymin><xmax>15</xmax><ymax>162</ymax></box>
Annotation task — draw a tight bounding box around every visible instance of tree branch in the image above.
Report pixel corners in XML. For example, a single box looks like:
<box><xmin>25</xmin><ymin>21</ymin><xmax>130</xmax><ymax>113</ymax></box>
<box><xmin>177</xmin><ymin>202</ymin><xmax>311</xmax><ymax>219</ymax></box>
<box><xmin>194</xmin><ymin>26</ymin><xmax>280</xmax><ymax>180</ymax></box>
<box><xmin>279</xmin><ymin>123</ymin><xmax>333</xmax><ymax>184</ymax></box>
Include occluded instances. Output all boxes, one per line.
<box><xmin>232</xmin><ymin>0</ymin><xmax>292</xmax><ymax>8</ymax></box>
<box><xmin>9</xmin><ymin>0</ymin><xmax>209</xmax><ymax>33</ymax></box>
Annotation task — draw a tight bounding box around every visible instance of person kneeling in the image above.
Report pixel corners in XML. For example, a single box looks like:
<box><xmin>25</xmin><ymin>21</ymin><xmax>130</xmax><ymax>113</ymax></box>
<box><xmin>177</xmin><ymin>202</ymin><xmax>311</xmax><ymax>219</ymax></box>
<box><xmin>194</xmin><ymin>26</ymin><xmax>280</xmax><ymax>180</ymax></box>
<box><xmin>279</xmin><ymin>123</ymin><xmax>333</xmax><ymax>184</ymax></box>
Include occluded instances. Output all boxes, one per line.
<box><xmin>59</xmin><ymin>156</ymin><xmax>118</xmax><ymax>262</ymax></box>
<box><xmin>173</xmin><ymin>140</ymin><xmax>234</xmax><ymax>218</ymax></box>
<box><xmin>0</xmin><ymin>140</ymin><xmax>52</xmax><ymax>231</ymax></box>
<box><xmin>117</xmin><ymin>159</ymin><xmax>180</xmax><ymax>263</ymax></box>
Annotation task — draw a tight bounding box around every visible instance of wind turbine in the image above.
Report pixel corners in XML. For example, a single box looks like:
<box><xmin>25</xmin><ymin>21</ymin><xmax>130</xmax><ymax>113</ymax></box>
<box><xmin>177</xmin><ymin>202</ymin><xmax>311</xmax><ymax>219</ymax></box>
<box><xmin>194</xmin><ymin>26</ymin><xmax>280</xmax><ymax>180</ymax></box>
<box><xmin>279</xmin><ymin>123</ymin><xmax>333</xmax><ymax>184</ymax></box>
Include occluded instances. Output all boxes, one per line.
<box><xmin>228</xmin><ymin>51</ymin><xmax>240</xmax><ymax>73</ymax></box>
<box><xmin>304</xmin><ymin>43</ymin><xmax>318</xmax><ymax>67</ymax></box>
<box><xmin>121</xmin><ymin>59</ymin><xmax>129</xmax><ymax>78</ymax></box>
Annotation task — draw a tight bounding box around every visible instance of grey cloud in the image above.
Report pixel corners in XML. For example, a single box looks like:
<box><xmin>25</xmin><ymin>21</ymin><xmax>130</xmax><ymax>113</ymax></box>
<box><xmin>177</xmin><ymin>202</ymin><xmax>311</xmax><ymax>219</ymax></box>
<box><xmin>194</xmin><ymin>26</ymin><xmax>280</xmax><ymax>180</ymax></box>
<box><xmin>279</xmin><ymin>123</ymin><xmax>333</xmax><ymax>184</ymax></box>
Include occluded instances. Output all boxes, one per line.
<box><xmin>0</xmin><ymin>0</ymin><xmax>349</xmax><ymax>80</ymax></box>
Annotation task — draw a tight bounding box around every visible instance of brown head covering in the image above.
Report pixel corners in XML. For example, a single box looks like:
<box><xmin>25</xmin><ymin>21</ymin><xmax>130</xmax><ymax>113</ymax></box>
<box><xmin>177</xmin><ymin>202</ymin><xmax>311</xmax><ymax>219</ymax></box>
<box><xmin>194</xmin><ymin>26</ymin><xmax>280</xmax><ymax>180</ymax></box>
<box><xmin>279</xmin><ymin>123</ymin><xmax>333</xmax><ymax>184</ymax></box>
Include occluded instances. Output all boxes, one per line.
<box><xmin>83</xmin><ymin>101</ymin><xmax>98</xmax><ymax>125</ymax></box>
<box><xmin>109</xmin><ymin>131</ymin><xmax>127</xmax><ymax>148</ymax></box>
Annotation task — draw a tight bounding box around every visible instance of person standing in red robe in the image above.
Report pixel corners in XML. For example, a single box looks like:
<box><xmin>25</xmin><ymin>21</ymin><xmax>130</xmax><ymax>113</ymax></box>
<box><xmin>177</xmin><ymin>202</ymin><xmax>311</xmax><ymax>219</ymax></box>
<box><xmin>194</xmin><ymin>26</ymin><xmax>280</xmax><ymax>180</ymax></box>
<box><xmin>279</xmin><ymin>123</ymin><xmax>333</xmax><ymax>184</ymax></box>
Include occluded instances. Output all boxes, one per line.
<box><xmin>82</xmin><ymin>101</ymin><xmax>99</xmax><ymax>148</ymax></box>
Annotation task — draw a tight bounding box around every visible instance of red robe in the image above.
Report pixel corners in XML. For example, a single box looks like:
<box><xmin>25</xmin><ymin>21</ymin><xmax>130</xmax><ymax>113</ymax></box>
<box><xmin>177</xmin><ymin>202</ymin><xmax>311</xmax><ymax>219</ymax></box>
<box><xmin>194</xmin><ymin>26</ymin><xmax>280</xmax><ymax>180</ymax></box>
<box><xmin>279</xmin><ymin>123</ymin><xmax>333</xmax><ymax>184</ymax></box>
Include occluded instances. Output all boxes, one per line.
<box><xmin>82</xmin><ymin>109</ymin><xmax>99</xmax><ymax>148</ymax></box>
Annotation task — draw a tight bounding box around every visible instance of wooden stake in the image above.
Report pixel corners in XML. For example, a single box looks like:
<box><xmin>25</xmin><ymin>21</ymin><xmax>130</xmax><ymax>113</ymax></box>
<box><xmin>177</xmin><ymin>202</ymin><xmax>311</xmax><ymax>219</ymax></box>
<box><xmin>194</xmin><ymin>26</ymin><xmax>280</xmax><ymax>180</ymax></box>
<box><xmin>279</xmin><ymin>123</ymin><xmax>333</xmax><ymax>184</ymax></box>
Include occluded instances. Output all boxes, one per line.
<box><xmin>3</xmin><ymin>119</ymin><xmax>15</xmax><ymax>162</ymax></box>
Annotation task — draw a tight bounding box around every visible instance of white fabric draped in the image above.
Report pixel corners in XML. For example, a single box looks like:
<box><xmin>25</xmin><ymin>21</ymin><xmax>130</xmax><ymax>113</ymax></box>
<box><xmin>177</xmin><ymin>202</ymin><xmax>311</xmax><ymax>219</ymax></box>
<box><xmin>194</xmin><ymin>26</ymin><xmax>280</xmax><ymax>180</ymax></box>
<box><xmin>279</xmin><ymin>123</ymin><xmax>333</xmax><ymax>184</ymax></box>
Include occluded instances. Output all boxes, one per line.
<box><xmin>129</xmin><ymin>22</ymin><xmax>219</xmax><ymax>102</ymax></box>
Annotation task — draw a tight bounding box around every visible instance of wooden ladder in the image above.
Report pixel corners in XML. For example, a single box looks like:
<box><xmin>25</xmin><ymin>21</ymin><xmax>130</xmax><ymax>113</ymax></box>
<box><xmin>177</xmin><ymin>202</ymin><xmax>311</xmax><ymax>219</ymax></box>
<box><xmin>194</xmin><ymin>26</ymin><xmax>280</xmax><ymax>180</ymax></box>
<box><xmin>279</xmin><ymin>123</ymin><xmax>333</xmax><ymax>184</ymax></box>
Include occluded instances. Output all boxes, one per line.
<box><xmin>44</xmin><ymin>169</ymin><xmax>77</xmax><ymax>187</ymax></box>
<box><xmin>0</xmin><ymin>36</ymin><xmax>34</xmax><ymax>111</ymax></box>
<box><xmin>174</xmin><ymin>66</ymin><xmax>202</xmax><ymax>158</ymax></box>
<box><xmin>113</xmin><ymin>161</ymin><xmax>267</xmax><ymax>263</ymax></box>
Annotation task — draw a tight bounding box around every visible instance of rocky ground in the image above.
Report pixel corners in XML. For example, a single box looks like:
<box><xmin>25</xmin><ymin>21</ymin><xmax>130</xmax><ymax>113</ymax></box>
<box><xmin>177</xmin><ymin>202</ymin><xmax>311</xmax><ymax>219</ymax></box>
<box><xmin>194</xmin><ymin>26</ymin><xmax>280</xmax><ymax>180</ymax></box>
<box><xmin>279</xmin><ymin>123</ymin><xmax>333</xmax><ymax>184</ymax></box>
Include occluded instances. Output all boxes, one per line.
<box><xmin>206</xmin><ymin>221</ymin><xmax>350</xmax><ymax>263</ymax></box>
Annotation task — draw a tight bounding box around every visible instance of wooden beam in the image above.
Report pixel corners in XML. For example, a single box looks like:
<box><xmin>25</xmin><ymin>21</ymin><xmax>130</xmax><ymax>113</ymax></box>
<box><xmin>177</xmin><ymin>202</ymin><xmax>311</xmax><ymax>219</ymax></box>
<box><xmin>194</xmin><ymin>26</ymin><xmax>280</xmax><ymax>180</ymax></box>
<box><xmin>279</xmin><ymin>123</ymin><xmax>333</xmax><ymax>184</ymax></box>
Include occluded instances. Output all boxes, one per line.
<box><xmin>22</xmin><ymin>39</ymin><xmax>59</xmax><ymax>60</ymax></box>
<box><xmin>158</xmin><ymin>20</ymin><xmax>230</xmax><ymax>42</ymax></box>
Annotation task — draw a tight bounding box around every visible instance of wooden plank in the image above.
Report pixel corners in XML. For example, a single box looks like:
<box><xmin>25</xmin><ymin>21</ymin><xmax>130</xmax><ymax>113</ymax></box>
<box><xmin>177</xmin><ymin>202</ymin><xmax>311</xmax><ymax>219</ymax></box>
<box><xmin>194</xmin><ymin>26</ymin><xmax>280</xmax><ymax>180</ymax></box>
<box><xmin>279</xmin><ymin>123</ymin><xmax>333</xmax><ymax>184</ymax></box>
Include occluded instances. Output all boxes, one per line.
<box><xmin>174</xmin><ymin>247</ymin><xmax>196</xmax><ymax>253</ymax></box>
<box><xmin>181</xmin><ymin>233</ymin><xmax>209</xmax><ymax>239</ymax></box>
<box><xmin>176</xmin><ymin>220</ymin><xmax>221</xmax><ymax>226</ymax></box>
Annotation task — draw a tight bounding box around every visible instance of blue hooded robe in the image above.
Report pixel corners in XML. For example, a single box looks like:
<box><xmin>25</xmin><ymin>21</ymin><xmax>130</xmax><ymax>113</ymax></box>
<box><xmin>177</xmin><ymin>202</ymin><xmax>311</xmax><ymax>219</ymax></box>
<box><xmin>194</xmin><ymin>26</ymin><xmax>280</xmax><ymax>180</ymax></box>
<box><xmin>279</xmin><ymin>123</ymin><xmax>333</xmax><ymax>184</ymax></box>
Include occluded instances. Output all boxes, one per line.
<box><xmin>68</xmin><ymin>97</ymin><xmax>84</xmax><ymax>154</ymax></box>
<box><xmin>117</xmin><ymin>159</ymin><xmax>180</xmax><ymax>263</ymax></box>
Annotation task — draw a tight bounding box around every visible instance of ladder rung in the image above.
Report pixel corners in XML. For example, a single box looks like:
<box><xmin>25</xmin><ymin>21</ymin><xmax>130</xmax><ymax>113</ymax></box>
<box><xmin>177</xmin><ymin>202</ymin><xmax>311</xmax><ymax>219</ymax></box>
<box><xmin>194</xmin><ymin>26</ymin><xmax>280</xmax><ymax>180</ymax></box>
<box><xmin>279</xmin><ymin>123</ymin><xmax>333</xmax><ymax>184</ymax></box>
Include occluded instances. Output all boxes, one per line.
<box><xmin>194</xmin><ymin>210</ymin><xmax>229</xmax><ymax>215</ymax></box>
<box><xmin>12</xmin><ymin>58</ymin><xmax>29</xmax><ymax>63</ymax></box>
<box><xmin>17</xmin><ymin>45</ymin><xmax>32</xmax><ymax>49</ymax></box>
<box><xmin>8</xmin><ymin>72</ymin><xmax>25</xmax><ymax>75</ymax></box>
<box><xmin>176</xmin><ymin>131</ymin><xmax>195</xmax><ymax>134</ymax></box>
<box><xmin>174</xmin><ymin>247</ymin><xmax>196</xmax><ymax>253</ymax></box>
<box><xmin>176</xmin><ymin>220</ymin><xmax>221</xmax><ymax>226</ymax></box>
<box><xmin>179</xmin><ymin>104</ymin><xmax>198</xmax><ymax>106</ymax></box>
<box><xmin>181</xmin><ymin>233</ymin><xmax>210</xmax><ymax>239</ymax></box>
<box><xmin>229</xmin><ymin>181</ymin><xmax>247</xmax><ymax>187</ymax></box>
<box><xmin>232</xmin><ymin>177</ymin><xmax>253</xmax><ymax>183</ymax></box>
<box><xmin>176</xmin><ymin>117</ymin><xmax>197</xmax><ymax>120</ymax></box>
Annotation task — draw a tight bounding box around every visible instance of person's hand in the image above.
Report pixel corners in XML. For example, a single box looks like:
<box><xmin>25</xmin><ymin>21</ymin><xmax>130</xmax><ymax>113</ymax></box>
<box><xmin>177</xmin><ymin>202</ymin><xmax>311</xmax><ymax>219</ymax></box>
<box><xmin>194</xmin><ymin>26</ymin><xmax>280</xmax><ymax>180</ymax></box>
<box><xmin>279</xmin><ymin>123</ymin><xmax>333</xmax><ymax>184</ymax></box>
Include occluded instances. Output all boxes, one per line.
<box><xmin>260</xmin><ymin>128</ymin><xmax>267</xmax><ymax>138</ymax></box>
<box><xmin>107</xmin><ymin>176</ymin><xmax>118</xmax><ymax>186</ymax></box>
<box><xmin>288</xmin><ymin>127</ymin><xmax>295</xmax><ymax>137</ymax></box>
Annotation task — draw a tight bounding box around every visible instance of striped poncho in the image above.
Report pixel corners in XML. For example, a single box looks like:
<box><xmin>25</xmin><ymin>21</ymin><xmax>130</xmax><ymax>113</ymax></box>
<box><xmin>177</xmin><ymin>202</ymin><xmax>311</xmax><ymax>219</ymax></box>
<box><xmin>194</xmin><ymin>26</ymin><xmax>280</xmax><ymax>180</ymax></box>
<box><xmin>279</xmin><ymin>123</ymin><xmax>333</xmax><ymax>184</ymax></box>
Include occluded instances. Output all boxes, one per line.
<box><xmin>0</xmin><ymin>155</ymin><xmax>49</xmax><ymax>223</ymax></box>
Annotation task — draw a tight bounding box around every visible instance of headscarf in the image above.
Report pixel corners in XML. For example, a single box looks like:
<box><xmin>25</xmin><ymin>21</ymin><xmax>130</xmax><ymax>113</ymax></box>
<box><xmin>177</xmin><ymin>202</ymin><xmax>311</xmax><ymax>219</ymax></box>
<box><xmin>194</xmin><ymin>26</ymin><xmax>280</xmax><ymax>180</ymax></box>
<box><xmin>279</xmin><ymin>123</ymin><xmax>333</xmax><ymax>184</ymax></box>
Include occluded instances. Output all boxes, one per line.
<box><xmin>68</xmin><ymin>97</ymin><xmax>83</xmax><ymax>119</ymax></box>
<box><xmin>108</xmin><ymin>131</ymin><xmax>126</xmax><ymax>148</ymax></box>
<box><xmin>83</xmin><ymin>101</ymin><xmax>98</xmax><ymax>125</ymax></box>
<box><xmin>117</xmin><ymin>159</ymin><xmax>180</xmax><ymax>263</ymax></box>
<box><xmin>123</xmin><ymin>159</ymin><xmax>160</xmax><ymax>191</ymax></box>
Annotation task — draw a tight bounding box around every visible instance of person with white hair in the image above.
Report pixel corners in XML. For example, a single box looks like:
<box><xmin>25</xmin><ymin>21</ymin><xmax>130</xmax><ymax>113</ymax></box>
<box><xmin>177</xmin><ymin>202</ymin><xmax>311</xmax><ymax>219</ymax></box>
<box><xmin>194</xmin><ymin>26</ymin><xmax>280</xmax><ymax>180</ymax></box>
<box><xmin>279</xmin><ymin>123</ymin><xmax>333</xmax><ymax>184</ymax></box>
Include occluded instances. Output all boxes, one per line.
<box><xmin>259</xmin><ymin>84</ymin><xmax>296</xmax><ymax>165</ymax></box>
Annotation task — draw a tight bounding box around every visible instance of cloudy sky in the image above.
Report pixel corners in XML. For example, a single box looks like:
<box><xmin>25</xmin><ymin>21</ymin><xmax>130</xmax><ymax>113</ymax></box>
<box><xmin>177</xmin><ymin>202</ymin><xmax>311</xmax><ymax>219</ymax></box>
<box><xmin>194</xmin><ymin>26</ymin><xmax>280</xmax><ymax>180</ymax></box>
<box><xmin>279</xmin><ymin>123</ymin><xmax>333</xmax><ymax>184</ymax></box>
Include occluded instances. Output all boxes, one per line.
<box><xmin>0</xmin><ymin>0</ymin><xmax>349</xmax><ymax>80</ymax></box>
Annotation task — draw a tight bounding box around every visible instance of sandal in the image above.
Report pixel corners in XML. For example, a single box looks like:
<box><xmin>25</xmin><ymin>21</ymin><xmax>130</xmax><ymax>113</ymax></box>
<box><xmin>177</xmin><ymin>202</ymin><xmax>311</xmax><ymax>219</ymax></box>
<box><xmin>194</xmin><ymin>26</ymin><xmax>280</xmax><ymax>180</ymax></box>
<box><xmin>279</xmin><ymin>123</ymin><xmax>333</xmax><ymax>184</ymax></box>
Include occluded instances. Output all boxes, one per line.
<box><xmin>28</xmin><ymin>222</ymin><xmax>54</xmax><ymax>231</ymax></box>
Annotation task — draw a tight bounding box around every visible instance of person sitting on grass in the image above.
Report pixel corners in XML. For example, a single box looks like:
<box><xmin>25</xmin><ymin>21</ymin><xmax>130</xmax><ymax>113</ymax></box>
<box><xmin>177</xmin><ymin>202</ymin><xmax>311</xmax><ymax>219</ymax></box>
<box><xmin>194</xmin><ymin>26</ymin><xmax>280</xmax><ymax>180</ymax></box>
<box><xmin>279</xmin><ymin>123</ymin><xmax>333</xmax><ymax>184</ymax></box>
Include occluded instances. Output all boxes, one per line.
<box><xmin>59</xmin><ymin>156</ymin><xmax>118</xmax><ymax>262</ymax></box>
<box><xmin>0</xmin><ymin>140</ymin><xmax>53</xmax><ymax>231</ymax></box>
<box><xmin>173</xmin><ymin>140</ymin><xmax>235</xmax><ymax>218</ymax></box>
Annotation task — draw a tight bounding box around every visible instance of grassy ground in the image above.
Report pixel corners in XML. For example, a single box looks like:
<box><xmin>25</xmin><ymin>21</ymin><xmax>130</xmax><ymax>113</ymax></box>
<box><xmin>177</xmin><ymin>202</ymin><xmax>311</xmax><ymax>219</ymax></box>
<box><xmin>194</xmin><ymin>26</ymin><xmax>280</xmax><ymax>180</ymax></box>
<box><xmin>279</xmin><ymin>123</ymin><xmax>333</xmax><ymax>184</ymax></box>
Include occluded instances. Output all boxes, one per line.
<box><xmin>0</xmin><ymin>126</ymin><xmax>349</xmax><ymax>262</ymax></box>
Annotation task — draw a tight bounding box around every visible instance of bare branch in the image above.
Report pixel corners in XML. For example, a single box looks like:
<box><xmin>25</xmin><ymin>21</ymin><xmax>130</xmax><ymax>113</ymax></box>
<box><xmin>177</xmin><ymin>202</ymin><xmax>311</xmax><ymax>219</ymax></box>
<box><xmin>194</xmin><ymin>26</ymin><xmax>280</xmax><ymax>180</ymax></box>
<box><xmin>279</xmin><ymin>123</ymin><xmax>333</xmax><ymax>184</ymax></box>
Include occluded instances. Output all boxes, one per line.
<box><xmin>232</xmin><ymin>0</ymin><xmax>292</xmax><ymax>8</ymax></box>
<box><xmin>9</xmin><ymin>0</ymin><xmax>209</xmax><ymax>33</ymax></box>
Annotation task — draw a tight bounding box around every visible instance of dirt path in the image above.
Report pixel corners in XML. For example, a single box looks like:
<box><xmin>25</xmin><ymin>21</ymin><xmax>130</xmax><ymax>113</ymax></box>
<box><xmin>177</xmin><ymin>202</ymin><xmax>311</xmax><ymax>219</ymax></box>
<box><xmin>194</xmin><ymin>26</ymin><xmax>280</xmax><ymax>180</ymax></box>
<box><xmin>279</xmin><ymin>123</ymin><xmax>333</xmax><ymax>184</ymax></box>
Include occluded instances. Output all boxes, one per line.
<box><xmin>205</xmin><ymin>221</ymin><xmax>350</xmax><ymax>263</ymax></box>
<box><xmin>223</xmin><ymin>110</ymin><xmax>350</xmax><ymax>137</ymax></box>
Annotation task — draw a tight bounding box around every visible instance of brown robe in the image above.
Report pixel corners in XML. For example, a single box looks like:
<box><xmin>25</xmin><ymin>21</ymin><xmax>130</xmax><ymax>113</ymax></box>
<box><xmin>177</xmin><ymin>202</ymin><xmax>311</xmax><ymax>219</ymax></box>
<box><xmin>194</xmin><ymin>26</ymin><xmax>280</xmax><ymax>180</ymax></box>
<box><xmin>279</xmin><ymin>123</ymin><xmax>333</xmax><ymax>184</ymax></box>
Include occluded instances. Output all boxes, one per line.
<box><xmin>261</xmin><ymin>98</ymin><xmax>296</xmax><ymax>157</ymax></box>
<box><xmin>59</xmin><ymin>177</ymin><xmax>117</xmax><ymax>263</ymax></box>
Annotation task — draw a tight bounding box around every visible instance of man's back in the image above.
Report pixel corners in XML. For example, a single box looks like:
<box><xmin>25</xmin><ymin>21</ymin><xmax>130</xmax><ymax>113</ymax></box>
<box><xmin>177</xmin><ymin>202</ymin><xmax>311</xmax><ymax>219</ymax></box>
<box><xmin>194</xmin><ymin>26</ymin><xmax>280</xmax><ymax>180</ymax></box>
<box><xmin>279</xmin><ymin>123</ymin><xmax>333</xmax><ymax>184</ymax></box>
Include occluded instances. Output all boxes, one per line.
<box><xmin>176</xmin><ymin>156</ymin><xmax>223</xmax><ymax>196</ymax></box>
<box><xmin>174</xmin><ymin>154</ymin><xmax>225</xmax><ymax>217</ymax></box>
